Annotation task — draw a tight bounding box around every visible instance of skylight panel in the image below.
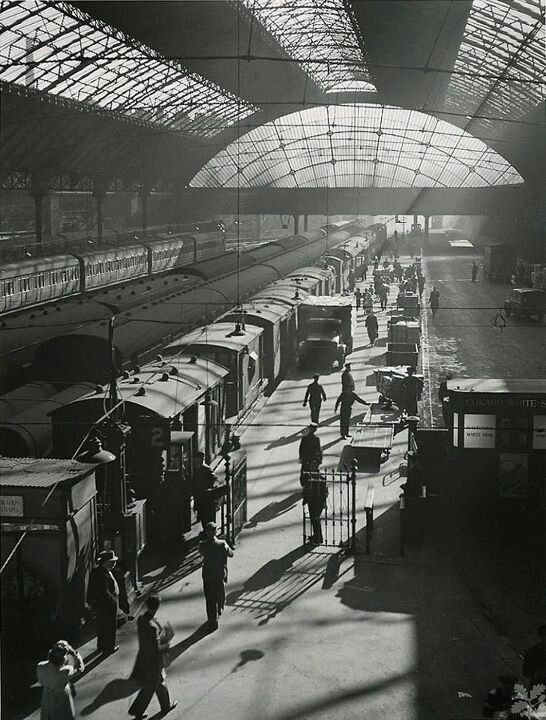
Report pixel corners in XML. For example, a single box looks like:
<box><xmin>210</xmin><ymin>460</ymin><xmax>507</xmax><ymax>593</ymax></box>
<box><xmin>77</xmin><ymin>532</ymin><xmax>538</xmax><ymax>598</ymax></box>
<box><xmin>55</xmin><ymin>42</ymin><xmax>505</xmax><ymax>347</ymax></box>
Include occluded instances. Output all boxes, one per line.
<box><xmin>239</xmin><ymin>0</ymin><xmax>375</xmax><ymax>94</ymax></box>
<box><xmin>191</xmin><ymin>104</ymin><xmax>524</xmax><ymax>189</ymax></box>
<box><xmin>445</xmin><ymin>0</ymin><xmax>545</xmax><ymax>129</ymax></box>
<box><xmin>0</xmin><ymin>0</ymin><xmax>257</xmax><ymax>137</ymax></box>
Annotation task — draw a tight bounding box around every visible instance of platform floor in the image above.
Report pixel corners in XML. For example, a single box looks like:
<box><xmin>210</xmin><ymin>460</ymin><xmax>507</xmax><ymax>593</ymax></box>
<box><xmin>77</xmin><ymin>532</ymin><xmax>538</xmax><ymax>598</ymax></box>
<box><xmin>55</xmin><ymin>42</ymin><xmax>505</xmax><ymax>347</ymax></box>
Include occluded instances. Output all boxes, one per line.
<box><xmin>19</xmin><ymin>261</ymin><xmax>524</xmax><ymax>720</ymax></box>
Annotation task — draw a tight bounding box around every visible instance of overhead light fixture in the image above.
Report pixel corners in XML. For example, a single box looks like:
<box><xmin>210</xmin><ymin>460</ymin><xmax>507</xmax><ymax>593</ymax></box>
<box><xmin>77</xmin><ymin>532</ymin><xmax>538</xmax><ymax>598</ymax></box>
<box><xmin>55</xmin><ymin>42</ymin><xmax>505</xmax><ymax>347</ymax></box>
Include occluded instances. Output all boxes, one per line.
<box><xmin>76</xmin><ymin>435</ymin><xmax>116</xmax><ymax>464</ymax></box>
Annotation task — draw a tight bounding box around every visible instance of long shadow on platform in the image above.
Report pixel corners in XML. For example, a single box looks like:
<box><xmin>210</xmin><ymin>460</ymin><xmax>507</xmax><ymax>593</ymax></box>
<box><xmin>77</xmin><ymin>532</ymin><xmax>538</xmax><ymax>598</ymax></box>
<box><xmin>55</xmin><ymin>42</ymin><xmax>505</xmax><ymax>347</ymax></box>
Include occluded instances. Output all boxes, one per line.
<box><xmin>245</xmin><ymin>490</ymin><xmax>302</xmax><ymax>528</ymax></box>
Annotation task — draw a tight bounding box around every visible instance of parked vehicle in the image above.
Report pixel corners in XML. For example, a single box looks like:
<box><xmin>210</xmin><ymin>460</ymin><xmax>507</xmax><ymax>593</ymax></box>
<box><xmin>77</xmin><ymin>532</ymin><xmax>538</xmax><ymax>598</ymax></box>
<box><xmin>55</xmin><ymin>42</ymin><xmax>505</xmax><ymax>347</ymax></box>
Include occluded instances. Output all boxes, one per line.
<box><xmin>297</xmin><ymin>296</ymin><xmax>355</xmax><ymax>370</ymax></box>
<box><xmin>483</xmin><ymin>242</ymin><xmax>515</xmax><ymax>281</ymax></box>
<box><xmin>504</xmin><ymin>288</ymin><xmax>545</xmax><ymax>321</ymax></box>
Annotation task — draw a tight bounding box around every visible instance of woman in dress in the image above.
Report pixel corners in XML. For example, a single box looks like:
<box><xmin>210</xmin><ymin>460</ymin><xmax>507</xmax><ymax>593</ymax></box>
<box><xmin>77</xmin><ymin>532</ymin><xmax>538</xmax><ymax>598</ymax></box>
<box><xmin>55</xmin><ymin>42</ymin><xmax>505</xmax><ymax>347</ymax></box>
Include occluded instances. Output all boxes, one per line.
<box><xmin>36</xmin><ymin>640</ymin><xmax>84</xmax><ymax>720</ymax></box>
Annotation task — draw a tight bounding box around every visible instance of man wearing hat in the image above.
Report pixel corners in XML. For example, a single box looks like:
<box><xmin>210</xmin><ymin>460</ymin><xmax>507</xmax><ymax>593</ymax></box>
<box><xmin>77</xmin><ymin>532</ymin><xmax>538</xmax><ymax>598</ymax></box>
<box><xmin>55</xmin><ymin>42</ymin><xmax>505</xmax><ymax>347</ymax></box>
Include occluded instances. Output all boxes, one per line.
<box><xmin>87</xmin><ymin>549</ymin><xmax>120</xmax><ymax>655</ymax></box>
<box><xmin>198</xmin><ymin>522</ymin><xmax>234</xmax><ymax>630</ymax></box>
<box><xmin>192</xmin><ymin>451</ymin><xmax>225</xmax><ymax>530</ymax></box>
<box><xmin>303</xmin><ymin>375</ymin><xmax>327</xmax><ymax>424</ymax></box>
<box><xmin>298</xmin><ymin>423</ymin><xmax>323</xmax><ymax>485</ymax></box>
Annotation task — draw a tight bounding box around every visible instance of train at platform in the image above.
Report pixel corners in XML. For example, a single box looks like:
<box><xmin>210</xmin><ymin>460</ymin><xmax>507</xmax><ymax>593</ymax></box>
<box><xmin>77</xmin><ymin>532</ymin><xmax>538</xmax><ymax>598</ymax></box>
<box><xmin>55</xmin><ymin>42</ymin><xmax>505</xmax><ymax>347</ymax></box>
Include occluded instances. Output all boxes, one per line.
<box><xmin>0</xmin><ymin>221</ymin><xmax>225</xmax><ymax>314</ymax></box>
<box><xmin>1</xmin><ymin>220</ymin><xmax>388</xmax><ymax>460</ymax></box>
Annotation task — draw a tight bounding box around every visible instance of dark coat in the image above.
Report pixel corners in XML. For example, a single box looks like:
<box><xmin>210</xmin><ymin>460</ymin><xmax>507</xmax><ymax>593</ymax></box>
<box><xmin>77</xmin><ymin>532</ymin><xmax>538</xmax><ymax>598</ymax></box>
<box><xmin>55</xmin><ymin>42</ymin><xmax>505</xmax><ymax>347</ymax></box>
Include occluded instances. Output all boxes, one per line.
<box><xmin>87</xmin><ymin>565</ymin><xmax>119</xmax><ymax>612</ymax></box>
<box><xmin>132</xmin><ymin>612</ymin><xmax>166</xmax><ymax>686</ymax></box>
<box><xmin>299</xmin><ymin>433</ymin><xmax>323</xmax><ymax>464</ymax></box>
<box><xmin>192</xmin><ymin>463</ymin><xmax>221</xmax><ymax>517</ymax></box>
<box><xmin>304</xmin><ymin>382</ymin><xmax>326</xmax><ymax>405</ymax></box>
<box><xmin>341</xmin><ymin>369</ymin><xmax>355</xmax><ymax>392</ymax></box>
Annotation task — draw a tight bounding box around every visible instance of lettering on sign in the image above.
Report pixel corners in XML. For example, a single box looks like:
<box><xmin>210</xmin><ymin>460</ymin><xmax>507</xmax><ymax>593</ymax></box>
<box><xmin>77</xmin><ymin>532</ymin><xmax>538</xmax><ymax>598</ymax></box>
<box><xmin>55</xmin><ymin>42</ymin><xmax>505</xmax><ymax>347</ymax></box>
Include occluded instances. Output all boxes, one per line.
<box><xmin>533</xmin><ymin>415</ymin><xmax>546</xmax><ymax>450</ymax></box>
<box><xmin>463</xmin><ymin>414</ymin><xmax>496</xmax><ymax>449</ymax></box>
<box><xmin>464</xmin><ymin>397</ymin><xmax>546</xmax><ymax>409</ymax></box>
<box><xmin>0</xmin><ymin>495</ymin><xmax>24</xmax><ymax>517</ymax></box>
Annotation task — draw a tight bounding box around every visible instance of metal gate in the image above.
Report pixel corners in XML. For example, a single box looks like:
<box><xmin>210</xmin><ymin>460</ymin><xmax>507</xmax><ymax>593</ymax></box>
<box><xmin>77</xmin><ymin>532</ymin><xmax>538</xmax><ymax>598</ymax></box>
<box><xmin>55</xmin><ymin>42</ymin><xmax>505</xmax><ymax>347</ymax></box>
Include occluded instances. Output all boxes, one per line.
<box><xmin>302</xmin><ymin>465</ymin><xmax>356</xmax><ymax>551</ymax></box>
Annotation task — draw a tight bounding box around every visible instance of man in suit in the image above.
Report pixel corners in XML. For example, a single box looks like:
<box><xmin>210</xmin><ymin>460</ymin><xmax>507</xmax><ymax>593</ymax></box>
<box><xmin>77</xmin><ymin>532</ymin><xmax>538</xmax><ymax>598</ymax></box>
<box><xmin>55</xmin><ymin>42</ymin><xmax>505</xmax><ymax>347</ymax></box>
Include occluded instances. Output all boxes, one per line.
<box><xmin>341</xmin><ymin>363</ymin><xmax>355</xmax><ymax>393</ymax></box>
<box><xmin>198</xmin><ymin>522</ymin><xmax>234</xmax><ymax>631</ymax></box>
<box><xmin>303</xmin><ymin>375</ymin><xmax>327</xmax><ymax>423</ymax></box>
<box><xmin>87</xmin><ymin>550</ymin><xmax>120</xmax><ymax>655</ymax></box>
<box><xmin>298</xmin><ymin>423</ymin><xmax>323</xmax><ymax>485</ymax></box>
<box><xmin>129</xmin><ymin>595</ymin><xmax>177</xmax><ymax>719</ymax></box>
<box><xmin>335</xmin><ymin>390</ymin><xmax>369</xmax><ymax>439</ymax></box>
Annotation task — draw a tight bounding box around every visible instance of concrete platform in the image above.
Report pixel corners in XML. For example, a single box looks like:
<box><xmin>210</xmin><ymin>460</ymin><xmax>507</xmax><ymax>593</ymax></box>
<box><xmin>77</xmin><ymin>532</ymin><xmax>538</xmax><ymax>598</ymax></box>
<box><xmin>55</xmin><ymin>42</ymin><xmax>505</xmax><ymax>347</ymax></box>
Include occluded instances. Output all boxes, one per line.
<box><xmin>18</xmin><ymin>265</ymin><xmax>523</xmax><ymax>720</ymax></box>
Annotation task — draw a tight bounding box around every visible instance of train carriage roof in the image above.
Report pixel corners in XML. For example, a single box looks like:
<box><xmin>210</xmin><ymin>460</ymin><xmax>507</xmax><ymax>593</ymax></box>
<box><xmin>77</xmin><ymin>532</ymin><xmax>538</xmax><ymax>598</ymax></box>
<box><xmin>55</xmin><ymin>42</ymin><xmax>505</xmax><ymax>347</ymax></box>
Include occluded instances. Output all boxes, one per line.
<box><xmin>164</xmin><ymin>322</ymin><xmax>263</xmax><ymax>356</ymax></box>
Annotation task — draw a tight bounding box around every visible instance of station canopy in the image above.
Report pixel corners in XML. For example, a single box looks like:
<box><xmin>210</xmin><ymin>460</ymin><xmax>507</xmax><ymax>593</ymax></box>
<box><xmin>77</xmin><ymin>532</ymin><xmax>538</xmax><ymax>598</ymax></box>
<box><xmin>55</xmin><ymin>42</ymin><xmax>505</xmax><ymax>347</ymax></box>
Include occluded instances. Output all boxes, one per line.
<box><xmin>239</xmin><ymin>0</ymin><xmax>375</xmax><ymax>94</ymax></box>
<box><xmin>190</xmin><ymin>104</ymin><xmax>524</xmax><ymax>189</ymax></box>
<box><xmin>0</xmin><ymin>0</ymin><xmax>257</xmax><ymax>137</ymax></box>
<box><xmin>445</xmin><ymin>0</ymin><xmax>545</xmax><ymax>133</ymax></box>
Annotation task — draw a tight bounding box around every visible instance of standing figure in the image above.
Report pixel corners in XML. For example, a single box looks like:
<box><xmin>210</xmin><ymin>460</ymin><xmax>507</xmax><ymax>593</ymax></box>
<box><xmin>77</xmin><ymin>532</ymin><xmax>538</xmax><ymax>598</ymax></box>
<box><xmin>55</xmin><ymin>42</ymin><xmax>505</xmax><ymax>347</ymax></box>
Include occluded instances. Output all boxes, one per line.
<box><xmin>377</xmin><ymin>283</ymin><xmax>389</xmax><ymax>311</ymax></box>
<box><xmin>335</xmin><ymin>391</ymin><xmax>370</xmax><ymax>439</ymax></box>
<box><xmin>347</xmin><ymin>268</ymin><xmax>356</xmax><ymax>292</ymax></box>
<box><xmin>373</xmin><ymin>256</ymin><xmax>379</xmax><ymax>270</ymax></box>
<box><xmin>192</xmin><ymin>451</ymin><xmax>222</xmax><ymax>529</ymax></box>
<box><xmin>303</xmin><ymin>473</ymin><xmax>328</xmax><ymax>544</ymax></box>
<box><xmin>363</xmin><ymin>289</ymin><xmax>374</xmax><ymax>313</ymax></box>
<box><xmin>341</xmin><ymin>363</ymin><xmax>355</xmax><ymax>393</ymax></box>
<box><xmin>129</xmin><ymin>596</ymin><xmax>177</xmax><ymax>719</ymax></box>
<box><xmin>298</xmin><ymin>423</ymin><xmax>323</xmax><ymax>485</ymax></box>
<box><xmin>429</xmin><ymin>286</ymin><xmax>440</xmax><ymax>316</ymax></box>
<box><xmin>438</xmin><ymin>374</ymin><xmax>452</xmax><ymax>426</ymax></box>
<box><xmin>362</xmin><ymin>263</ymin><xmax>368</xmax><ymax>280</ymax></box>
<box><xmin>365</xmin><ymin>310</ymin><xmax>379</xmax><ymax>346</ymax></box>
<box><xmin>303</xmin><ymin>375</ymin><xmax>327</xmax><ymax>424</ymax></box>
<box><xmin>355</xmin><ymin>286</ymin><xmax>362</xmax><ymax>310</ymax></box>
<box><xmin>417</xmin><ymin>275</ymin><xmax>425</xmax><ymax>296</ymax></box>
<box><xmin>37</xmin><ymin>641</ymin><xmax>84</xmax><ymax>720</ymax></box>
<box><xmin>400</xmin><ymin>366</ymin><xmax>423</xmax><ymax>417</ymax></box>
<box><xmin>471</xmin><ymin>261</ymin><xmax>478</xmax><ymax>283</ymax></box>
<box><xmin>198</xmin><ymin>522</ymin><xmax>234</xmax><ymax>631</ymax></box>
<box><xmin>87</xmin><ymin>550</ymin><xmax>120</xmax><ymax>655</ymax></box>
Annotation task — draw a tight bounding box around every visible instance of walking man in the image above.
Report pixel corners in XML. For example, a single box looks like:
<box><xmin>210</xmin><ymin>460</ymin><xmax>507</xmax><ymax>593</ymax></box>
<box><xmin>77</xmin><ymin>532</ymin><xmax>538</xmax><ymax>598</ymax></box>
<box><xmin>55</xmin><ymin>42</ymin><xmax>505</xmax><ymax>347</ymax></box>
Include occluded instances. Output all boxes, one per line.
<box><xmin>129</xmin><ymin>595</ymin><xmax>177</xmax><ymax>719</ymax></box>
<box><xmin>198</xmin><ymin>522</ymin><xmax>234</xmax><ymax>631</ymax></box>
<box><xmin>192</xmin><ymin>451</ymin><xmax>223</xmax><ymax>529</ymax></box>
<box><xmin>363</xmin><ymin>288</ymin><xmax>374</xmax><ymax>313</ymax></box>
<box><xmin>335</xmin><ymin>390</ymin><xmax>369</xmax><ymax>439</ymax></box>
<box><xmin>303</xmin><ymin>473</ymin><xmax>328</xmax><ymax>544</ymax></box>
<box><xmin>377</xmin><ymin>283</ymin><xmax>389</xmax><ymax>311</ymax></box>
<box><xmin>303</xmin><ymin>375</ymin><xmax>327</xmax><ymax>423</ymax></box>
<box><xmin>299</xmin><ymin>423</ymin><xmax>323</xmax><ymax>485</ymax></box>
<box><xmin>417</xmin><ymin>274</ymin><xmax>425</xmax><ymax>296</ymax></box>
<box><xmin>87</xmin><ymin>550</ymin><xmax>120</xmax><ymax>656</ymax></box>
<box><xmin>362</xmin><ymin>263</ymin><xmax>368</xmax><ymax>281</ymax></box>
<box><xmin>355</xmin><ymin>286</ymin><xmax>362</xmax><ymax>310</ymax></box>
<box><xmin>429</xmin><ymin>286</ymin><xmax>440</xmax><ymax>316</ymax></box>
<box><xmin>471</xmin><ymin>261</ymin><xmax>478</xmax><ymax>283</ymax></box>
<box><xmin>341</xmin><ymin>363</ymin><xmax>355</xmax><ymax>393</ymax></box>
<box><xmin>365</xmin><ymin>310</ymin><xmax>379</xmax><ymax>346</ymax></box>
<box><xmin>400</xmin><ymin>366</ymin><xmax>423</xmax><ymax>417</ymax></box>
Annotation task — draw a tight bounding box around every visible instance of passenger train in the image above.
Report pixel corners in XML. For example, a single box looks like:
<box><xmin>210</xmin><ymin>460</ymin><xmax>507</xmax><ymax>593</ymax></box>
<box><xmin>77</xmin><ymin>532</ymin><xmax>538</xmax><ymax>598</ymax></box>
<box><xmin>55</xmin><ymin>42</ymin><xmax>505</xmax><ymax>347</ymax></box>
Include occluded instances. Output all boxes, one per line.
<box><xmin>0</xmin><ymin>221</ymin><xmax>225</xmax><ymax>314</ymax></box>
<box><xmin>1</xmin><ymin>220</ymin><xmax>388</xmax><ymax>460</ymax></box>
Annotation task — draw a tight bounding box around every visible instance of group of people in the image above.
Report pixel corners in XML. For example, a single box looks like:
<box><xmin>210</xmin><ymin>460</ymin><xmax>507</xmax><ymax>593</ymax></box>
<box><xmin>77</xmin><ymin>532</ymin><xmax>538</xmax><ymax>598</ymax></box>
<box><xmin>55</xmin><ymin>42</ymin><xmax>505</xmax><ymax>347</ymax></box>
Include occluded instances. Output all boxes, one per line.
<box><xmin>302</xmin><ymin>365</ymin><xmax>370</xmax><ymax>439</ymax></box>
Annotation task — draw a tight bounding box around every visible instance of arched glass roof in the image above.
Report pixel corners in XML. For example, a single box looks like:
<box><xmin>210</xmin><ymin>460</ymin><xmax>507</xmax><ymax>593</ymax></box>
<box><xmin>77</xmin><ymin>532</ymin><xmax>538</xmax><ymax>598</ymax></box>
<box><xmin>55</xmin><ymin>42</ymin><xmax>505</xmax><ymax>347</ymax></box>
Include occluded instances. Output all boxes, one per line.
<box><xmin>445</xmin><ymin>0</ymin><xmax>545</xmax><ymax>132</ymax></box>
<box><xmin>0</xmin><ymin>0</ymin><xmax>257</xmax><ymax>137</ymax></box>
<box><xmin>190</xmin><ymin>104</ymin><xmax>524</xmax><ymax>188</ymax></box>
<box><xmin>239</xmin><ymin>0</ymin><xmax>375</xmax><ymax>94</ymax></box>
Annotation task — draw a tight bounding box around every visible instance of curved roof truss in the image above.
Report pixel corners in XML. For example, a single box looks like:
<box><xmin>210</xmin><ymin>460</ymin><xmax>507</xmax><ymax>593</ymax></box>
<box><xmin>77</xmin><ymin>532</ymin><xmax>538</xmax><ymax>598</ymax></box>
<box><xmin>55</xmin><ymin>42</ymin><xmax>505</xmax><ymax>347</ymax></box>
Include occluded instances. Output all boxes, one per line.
<box><xmin>0</xmin><ymin>0</ymin><xmax>257</xmax><ymax>137</ymax></box>
<box><xmin>190</xmin><ymin>104</ymin><xmax>524</xmax><ymax>189</ymax></box>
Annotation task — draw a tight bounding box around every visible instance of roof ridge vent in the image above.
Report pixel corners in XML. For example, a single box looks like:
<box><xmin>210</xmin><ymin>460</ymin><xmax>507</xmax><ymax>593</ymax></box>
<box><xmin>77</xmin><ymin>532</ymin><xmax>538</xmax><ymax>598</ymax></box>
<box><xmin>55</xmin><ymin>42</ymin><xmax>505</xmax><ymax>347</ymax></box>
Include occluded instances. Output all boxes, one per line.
<box><xmin>160</xmin><ymin>373</ymin><xmax>170</xmax><ymax>381</ymax></box>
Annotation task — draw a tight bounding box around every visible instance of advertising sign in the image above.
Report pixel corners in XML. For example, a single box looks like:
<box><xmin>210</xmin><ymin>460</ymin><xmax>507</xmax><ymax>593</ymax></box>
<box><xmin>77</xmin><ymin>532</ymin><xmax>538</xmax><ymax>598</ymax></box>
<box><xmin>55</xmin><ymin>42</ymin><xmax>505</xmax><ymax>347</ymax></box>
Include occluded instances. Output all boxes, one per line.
<box><xmin>463</xmin><ymin>414</ymin><xmax>496</xmax><ymax>448</ymax></box>
<box><xmin>0</xmin><ymin>495</ymin><xmax>24</xmax><ymax>517</ymax></box>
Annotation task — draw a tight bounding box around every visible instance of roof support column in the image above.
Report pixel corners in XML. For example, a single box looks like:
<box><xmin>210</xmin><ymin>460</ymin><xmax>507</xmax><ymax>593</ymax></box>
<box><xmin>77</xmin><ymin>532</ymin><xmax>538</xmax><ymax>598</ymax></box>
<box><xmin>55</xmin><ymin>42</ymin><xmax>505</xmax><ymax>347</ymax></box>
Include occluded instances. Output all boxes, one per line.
<box><xmin>424</xmin><ymin>216</ymin><xmax>430</xmax><ymax>246</ymax></box>
<box><xmin>304</xmin><ymin>214</ymin><xmax>309</xmax><ymax>231</ymax></box>
<box><xmin>92</xmin><ymin>179</ymin><xmax>108</xmax><ymax>244</ymax></box>
<box><xmin>138</xmin><ymin>183</ymin><xmax>153</xmax><ymax>236</ymax></box>
<box><xmin>29</xmin><ymin>173</ymin><xmax>51</xmax><ymax>249</ymax></box>
<box><xmin>293</xmin><ymin>214</ymin><xmax>300</xmax><ymax>235</ymax></box>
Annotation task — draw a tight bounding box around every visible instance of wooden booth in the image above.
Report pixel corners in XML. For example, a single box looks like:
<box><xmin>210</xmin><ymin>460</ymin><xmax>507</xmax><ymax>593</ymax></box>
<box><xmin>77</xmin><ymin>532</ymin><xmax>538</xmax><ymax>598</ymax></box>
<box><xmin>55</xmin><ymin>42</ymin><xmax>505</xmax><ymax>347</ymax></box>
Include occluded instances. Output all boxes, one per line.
<box><xmin>0</xmin><ymin>457</ymin><xmax>99</xmax><ymax>642</ymax></box>
<box><xmin>445</xmin><ymin>379</ymin><xmax>546</xmax><ymax>509</ymax></box>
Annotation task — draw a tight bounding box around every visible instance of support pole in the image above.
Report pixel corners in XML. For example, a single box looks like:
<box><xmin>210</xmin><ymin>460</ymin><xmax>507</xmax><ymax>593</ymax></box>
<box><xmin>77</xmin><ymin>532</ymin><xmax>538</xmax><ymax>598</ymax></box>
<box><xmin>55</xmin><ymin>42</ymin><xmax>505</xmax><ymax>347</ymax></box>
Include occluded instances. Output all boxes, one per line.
<box><xmin>399</xmin><ymin>493</ymin><xmax>405</xmax><ymax>556</ymax></box>
<box><xmin>224</xmin><ymin>454</ymin><xmax>232</xmax><ymax>546</ymax></box>
<box><xmin>304</xmin><ymin>214</ymin><xmax>309</xmax><ymax>231</ymax></box>
<box><xmin>293</xmin><ymin>214</ymin><xmax>300</xmax><ymax>235</ymax></box>
<box><xmin>424</xmin><ymin>215</ymin><xmax>430</xmax><ymax>246</ymax></box>
<box><xmin>29</xmin><ymin>173</ymin><xmax>50</xmax><ymax>250</ymax></box>
<box><xmin>92</xmin><ymin>179</ymin><xmax>108</xmax><ymax>244</ymax></box>
<box><xmin>350</xmin><ymin>458</ymin><xmax>357</xmax><ymax>554</ymax></box>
